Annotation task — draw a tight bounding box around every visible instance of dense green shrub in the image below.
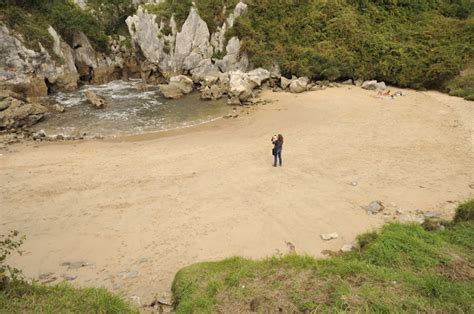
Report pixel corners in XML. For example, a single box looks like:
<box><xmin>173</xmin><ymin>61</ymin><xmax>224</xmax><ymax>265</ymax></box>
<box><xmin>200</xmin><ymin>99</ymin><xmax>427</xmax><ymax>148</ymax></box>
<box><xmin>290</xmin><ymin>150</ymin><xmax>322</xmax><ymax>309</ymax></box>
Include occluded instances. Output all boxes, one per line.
<box><xmin>454</xmin><ymin>199</ymin><xmax>474</xmax><ymax>223</ymax></box>
<box><xmin>0</xmin><ymin>0</ymin><xmax>134</xmax><ymax>53</ymax></box>
<box><xmin>150</xmin><ymin>0</ymin><xmax>473</xmax><ymax>89</ymax></box>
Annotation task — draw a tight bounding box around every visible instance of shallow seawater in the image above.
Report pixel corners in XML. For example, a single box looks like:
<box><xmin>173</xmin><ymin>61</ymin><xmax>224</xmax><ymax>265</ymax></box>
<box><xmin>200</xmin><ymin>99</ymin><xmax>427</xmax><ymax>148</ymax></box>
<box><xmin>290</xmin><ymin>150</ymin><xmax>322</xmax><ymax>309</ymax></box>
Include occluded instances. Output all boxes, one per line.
<box><xmin>34</xmin><ymin>80</ymin><xmax>231</xmax><ymax>137</ymax></box>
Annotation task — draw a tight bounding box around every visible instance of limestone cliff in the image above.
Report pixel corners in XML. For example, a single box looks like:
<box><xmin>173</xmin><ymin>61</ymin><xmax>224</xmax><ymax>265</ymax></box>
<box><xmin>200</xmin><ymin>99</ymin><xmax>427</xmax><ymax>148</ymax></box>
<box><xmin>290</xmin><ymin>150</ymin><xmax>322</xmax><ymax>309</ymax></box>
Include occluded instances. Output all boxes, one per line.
<box><xmin>126</xmin><ymin>2</ymin><xmax>249</xmax><ymax>78</ymax></box>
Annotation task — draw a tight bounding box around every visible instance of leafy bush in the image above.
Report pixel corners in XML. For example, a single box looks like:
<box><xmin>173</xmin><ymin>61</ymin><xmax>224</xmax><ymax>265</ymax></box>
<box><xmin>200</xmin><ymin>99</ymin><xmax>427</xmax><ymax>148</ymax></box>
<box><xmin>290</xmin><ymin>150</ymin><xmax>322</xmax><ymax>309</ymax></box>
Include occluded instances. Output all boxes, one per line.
<box><xmin>0</xmin><ymin>231</ymin><xmax>24</xmax><ymax>289</ymax></box>
<box><xmin>454</xmin><ymin>199</ymin><xmax>474</xmax><ymax>223</ymax></box>
<box><xmin>0</xmin><ymin>0</ymin><xmax>134</xmax><ymax>54</ymax></box>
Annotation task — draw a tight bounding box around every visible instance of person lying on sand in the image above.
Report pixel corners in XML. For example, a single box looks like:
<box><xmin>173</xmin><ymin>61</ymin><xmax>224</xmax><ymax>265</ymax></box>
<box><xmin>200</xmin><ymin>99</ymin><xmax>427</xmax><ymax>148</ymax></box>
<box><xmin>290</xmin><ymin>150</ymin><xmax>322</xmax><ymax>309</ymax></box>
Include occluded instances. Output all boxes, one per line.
<box><xmin>272</xmin><ymin>134</ymin><xmax>284</xmax><ymax>167</ymax></box>
<box><xmin>377</xmin><ymin>89</ymin><xmax>391</xmax><ymax>97</ymax></box>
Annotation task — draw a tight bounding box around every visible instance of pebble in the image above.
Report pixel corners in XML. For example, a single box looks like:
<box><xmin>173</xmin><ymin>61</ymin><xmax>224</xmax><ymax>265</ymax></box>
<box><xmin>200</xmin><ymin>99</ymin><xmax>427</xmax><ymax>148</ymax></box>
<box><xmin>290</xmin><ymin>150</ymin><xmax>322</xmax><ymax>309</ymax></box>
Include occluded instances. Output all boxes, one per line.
<box><xmin>119</xmin><ymin>270</ymin><xmax>139</xmax><ymax>279</ymax></box>
<box><xmin>320</xmin><ymin>232</ymin><xmax>339</xmax><ymax>241</ymax></box>
<box><xmin>340</xmin><ymin>244</ymin><xmax>353</xmax><ymax>252</ymax></box>
<box><xmin>61</xmin><ymin>274</ymin><xmax>78</xmax><ymax>281</ymax></box>
<box><xmin>61</xmin><ymin>261</ymin><xmax>93</xmax><ymax>269</ymax></box>
<box><xmin>350</xmin><ymin>181</ymin><xmax>358</xmax><ymax>186</ymax></box>
<box><xmin>130</xmin><ymin>296</ymin><xmax>141</xmax><ymax>306</ymax></box>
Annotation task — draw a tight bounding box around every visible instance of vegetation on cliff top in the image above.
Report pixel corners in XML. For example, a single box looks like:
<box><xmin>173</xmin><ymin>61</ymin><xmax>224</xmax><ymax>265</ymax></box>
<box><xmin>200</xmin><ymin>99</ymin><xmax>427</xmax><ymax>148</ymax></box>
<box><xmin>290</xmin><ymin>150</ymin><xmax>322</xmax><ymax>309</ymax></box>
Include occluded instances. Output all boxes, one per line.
<box><xmin>153</xmin><ymin>0</ymin><xmax>474</xmax><ymax>96</ymax></box>
<box><xmin>172</xmin><ymin>199</ymin><xmax>474</xmax><ymax>313</ymax></box>
<box><xmin>0</xmin><ymin>0</ymin><xmax>134</xmax><ymax>53</ymax></box>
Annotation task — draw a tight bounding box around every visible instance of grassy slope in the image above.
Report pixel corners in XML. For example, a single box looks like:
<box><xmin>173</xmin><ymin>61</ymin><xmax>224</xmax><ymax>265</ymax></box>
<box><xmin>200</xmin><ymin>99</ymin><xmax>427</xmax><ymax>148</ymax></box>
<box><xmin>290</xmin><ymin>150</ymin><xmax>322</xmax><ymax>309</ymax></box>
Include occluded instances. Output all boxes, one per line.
<box><xmin>172</xmin><ymin>202</ymin><xmax>474</xmax><ymax>313</ymax></box>
<box><xmin>0</xmin><ymin>281</ymin><xmax>137</xmax><ymax>313</ymax></box>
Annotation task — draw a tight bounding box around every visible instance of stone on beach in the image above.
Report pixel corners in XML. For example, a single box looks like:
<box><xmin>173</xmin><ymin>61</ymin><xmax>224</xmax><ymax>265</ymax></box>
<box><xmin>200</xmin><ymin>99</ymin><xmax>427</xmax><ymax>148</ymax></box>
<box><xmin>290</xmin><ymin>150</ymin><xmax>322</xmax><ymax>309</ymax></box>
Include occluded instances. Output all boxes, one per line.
<box><xmin>320</xmin><ymin>232</ymin><xmax>339</xmax><ymax>241</ymax></box>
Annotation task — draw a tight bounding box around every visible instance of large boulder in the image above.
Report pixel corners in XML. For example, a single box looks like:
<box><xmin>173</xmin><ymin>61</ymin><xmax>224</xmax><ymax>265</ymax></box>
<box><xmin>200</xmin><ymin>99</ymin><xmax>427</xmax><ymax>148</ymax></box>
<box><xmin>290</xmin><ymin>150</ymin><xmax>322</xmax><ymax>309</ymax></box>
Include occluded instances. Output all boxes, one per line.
<box><xmin>289</xmin><ymin>77</ymin><xmax>309</xmax><ymax>93</ymax></box>
<box><xmin>158</xmin><ymin>75</ymin><xmax>194</xmax><ymax>99</ymax></box>
<box><xmin>280</xmin><ymin>77</ymin><xmax>292</xmax><ymax>89</ymax></box>
<box><xmin>246</xmin><ymin>68</ymin><xmax>271</xmax><ymax>87</ymax></box>
<box><xmin>0</xmin><ymin>97</ymin><xmax>47</xmax><ymax>129</ymax></box>
<box><xmin>158</xmin><ymin>84</ymin><xmax>183</xmax><ymax>99</ymax></box>
<box><xmin>228</xmin><ymin>71</ymin><xmax>253</xmax><ymax>102</ymax></box>
<box><xmin>169</xmin><ymin>75</ymin><xmax>194</xmax><ymax>94</ymax></box>
<box><xmin>361</xmin><ymin>80</ymin><xmax>386</xmax><ymax>91</ymax></box>
<box><xmin>85</xmin><ymin>90</ymin><xmax>107</xmax><ymax>108</ymax></box>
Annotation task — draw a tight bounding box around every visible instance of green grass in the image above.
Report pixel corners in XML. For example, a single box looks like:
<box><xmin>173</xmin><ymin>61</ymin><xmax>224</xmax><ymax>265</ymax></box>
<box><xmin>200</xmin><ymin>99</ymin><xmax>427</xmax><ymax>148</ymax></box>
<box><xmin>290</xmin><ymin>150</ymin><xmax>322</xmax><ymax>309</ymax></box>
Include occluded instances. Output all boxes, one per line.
<box><xmin>0</xmin><ymin>280</ymin><xmax>137</xmax><ymax>313</ymax></box>
<box><xmin>172</xmin><ymin>201</ymin><xmax>474</xmax><ymax>313</ymax></box>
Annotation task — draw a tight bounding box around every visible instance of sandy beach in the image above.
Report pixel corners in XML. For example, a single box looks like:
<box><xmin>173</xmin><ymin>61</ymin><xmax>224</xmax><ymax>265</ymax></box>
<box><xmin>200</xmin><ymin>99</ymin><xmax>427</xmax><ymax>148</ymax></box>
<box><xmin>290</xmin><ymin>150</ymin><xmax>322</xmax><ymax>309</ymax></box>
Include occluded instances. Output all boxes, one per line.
<box><xmin>1</xmin><ymin>86</ymin><xmax>473</xmax><ymax>304</ymax></box>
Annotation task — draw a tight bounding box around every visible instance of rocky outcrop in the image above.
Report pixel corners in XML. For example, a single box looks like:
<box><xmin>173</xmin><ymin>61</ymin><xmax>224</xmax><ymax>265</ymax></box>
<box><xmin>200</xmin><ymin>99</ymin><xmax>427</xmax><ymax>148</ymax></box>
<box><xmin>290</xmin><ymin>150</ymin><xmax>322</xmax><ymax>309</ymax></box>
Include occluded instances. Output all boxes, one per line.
<box><xmin>174</xmin><ymin>7</ymin><xmax>213</xmax><ymax>72</ymax></box>
<box><xmin>0</xmin><ymin>94</ymin><xmax>48</xmax><ymax>129</ymax></box>
<box><xmin>0</xmin><ymin>25</ymin><xmax>52</xmax><ymax>98</ymax></box>
<box><xmin>47</xmin><ymin>26</ymin><xmax>79</xmax><ymax>91</ymax></box>
<box><xmin>85</xmin><ymin>91</ymin><xmax>107</xmax><ymax>108</ymax></box>
<box><xmin>126</xmin><ymin>1</ymin><xmax>249</xmax><ymax>78</ymax></box>
<box><xmin>72</xmin><ymin>32</ymin><xmax>124</xmax><ymax>84</ymax></box>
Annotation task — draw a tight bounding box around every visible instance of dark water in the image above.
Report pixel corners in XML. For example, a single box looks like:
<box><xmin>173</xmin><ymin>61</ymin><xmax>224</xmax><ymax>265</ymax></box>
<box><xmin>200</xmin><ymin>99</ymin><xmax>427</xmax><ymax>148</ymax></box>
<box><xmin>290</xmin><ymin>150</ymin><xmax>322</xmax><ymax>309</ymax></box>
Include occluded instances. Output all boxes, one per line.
<box><xmin>34</xmin><ymin>80</ymin><xmax>231</xmax><ymax>137</ymax></box>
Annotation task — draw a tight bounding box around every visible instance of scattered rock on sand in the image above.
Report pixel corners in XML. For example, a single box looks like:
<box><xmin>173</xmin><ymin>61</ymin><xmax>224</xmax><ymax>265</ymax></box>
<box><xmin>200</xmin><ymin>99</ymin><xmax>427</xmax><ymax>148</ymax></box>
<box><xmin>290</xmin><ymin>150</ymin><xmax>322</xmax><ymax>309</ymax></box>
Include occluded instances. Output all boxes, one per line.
<box><xmin>119</xmin><ymin>270</ymin><xmax>139</xmax><ymax>279</ymax></box>
<box><xmin>61</xmin><ymin>274</ymin><xmax>78</xmax><ymax>281</ymax></box>
<box><xmin>341</xmin><ymin>244</ymin><xmax>354</xmax><ymax>252</ymax></box>
<box><xmin>320</xmin><ymin>232</ymin><xmax>339</xmax><ymax>241</ymax></box>
<box><xmin>62</xmin><ymin>261</ymin><xmax>93</xmax><ymax>269</ymax></box>
<box><xmin>424</xmin><ymin>211</ymin><xmax>441</xmax><ymax>219</ymax></box>
<box><xmin>39</xmin><ymin>272</ymin><xmax>57</xmax><ymax>283</ymax></box>
<box><xmin>85</xmin><ymin>91</ymin><xmax>106</xmax><ymax>109</ymax></box>
<box><xmin>365</xmin><ymin>200</ymin><xmax>384</xmax><ymax>214</ymax></box>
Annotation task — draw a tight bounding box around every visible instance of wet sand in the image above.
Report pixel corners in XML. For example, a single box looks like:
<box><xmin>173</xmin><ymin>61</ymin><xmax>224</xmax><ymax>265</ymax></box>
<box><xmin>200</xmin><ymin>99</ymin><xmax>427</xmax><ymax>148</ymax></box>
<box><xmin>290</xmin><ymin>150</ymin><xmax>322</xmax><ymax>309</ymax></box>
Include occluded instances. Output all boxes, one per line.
<box><xmin>1</xmin><ymin>86</ymin><xmax>473</xmax><ymax>304</ymax></box>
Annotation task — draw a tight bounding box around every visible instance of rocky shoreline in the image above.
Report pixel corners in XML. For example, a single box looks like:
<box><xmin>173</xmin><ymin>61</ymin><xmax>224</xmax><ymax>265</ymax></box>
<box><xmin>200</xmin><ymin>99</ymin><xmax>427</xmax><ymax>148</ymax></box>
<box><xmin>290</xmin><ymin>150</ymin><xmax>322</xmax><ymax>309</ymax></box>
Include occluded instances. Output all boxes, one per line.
<box><xmin>1</xmin><ymin>0</ymin><xmax>394</xmax><ymax>141</ymax></box>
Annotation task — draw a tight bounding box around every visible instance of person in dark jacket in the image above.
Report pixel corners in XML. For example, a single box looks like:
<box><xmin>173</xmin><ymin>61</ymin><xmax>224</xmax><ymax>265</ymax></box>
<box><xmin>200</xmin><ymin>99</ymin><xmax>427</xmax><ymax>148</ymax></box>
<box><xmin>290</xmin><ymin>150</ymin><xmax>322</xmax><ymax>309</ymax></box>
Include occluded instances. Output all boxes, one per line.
<box><xmin>272</xmin><ymin>134</ymin><xmax>284</xmax><ymax>167</ymax></box>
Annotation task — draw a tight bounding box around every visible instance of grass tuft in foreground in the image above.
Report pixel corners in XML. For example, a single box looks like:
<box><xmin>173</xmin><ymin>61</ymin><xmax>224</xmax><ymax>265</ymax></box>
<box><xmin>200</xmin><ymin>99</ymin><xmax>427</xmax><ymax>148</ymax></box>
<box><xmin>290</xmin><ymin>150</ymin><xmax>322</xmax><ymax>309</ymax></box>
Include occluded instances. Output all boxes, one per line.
<box><xmin>0</xmin><ymin>280</ymin><xmax>138</xmax><ymax>313</ymax></box>
<box><xmin>172</xmin><ymin>200</ymin><xmax>474</xmax><ymax>313</ymax></box>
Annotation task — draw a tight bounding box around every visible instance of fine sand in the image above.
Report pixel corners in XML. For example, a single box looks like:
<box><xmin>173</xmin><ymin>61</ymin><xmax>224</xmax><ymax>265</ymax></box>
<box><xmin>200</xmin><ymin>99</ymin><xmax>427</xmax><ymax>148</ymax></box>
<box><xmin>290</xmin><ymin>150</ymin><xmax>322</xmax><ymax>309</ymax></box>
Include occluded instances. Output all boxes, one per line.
<box><xmin>1</xmin><ymin>86</ymin><xmax>473</xmax><ymax>304</ymax></box>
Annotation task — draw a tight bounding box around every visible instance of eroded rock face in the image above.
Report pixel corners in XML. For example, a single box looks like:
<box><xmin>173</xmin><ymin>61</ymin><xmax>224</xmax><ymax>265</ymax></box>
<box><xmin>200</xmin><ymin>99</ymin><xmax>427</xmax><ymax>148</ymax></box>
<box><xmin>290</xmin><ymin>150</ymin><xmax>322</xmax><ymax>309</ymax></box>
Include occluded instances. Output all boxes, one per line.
<box><xmin>0</xmin><ymin>96</ymin><xmax>47</xmax><ymax>129</ymax></box>
<box><xmin>174</xmin><ymin>7</ymin><xmax>213</xmax><ymax>72</ymax></box>
<box><xmin>127</xmin><ymin>2</ymin><xmax>249</xmax><ymax>78</ymax></box>
<box><xmin>216</xmin><ymin>37</ymin><xmax>248</xmax><ymax>73</ymax></box>
<box><xmin>0</xmin><ymin>26</ymin><xmax>52</xmax><ymax>98</ymax></box>
<box><xmin>47</xmin><ymin>26</ymin><xmax>79</xmax><ymax>91</ymax></box>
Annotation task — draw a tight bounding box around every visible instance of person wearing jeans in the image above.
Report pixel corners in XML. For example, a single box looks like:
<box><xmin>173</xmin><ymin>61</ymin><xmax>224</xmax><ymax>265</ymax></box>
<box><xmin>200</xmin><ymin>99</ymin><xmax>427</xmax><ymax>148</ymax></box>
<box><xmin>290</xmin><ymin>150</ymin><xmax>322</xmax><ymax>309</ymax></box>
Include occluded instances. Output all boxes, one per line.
<box><xmin>272</xmin><ymin>134</ymin><xmax>284</xmax><ymax>167</ymax></box>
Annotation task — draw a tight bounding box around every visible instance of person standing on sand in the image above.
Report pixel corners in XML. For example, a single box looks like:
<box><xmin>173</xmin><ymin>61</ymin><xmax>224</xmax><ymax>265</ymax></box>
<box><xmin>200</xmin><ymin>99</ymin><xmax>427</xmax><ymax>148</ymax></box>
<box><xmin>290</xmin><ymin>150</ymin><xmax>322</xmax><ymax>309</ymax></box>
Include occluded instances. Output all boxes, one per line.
<box><xmin>272</xmin><ymin>134</ymin><xmax>284</xmax><ymax>167</ymax></box>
